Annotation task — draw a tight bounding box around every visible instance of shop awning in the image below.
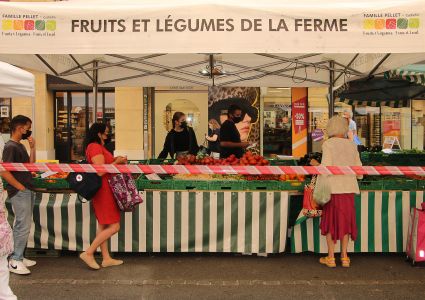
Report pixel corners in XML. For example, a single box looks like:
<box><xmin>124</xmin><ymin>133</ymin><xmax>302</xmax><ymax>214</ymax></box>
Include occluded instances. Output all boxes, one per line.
<box><xmin>0</xmin><ymin>61</ymin><xmax>35</xmax><ymax>98</ymax></box>
<box><xmin>335</xmin><ymin>77</ymin><xmax>425</xmax><ymax>107</ymax></box>
<box><xmin>384</xmin><ymin>64</ymin><xmax>425</xmax><ymax>86</ymax></box>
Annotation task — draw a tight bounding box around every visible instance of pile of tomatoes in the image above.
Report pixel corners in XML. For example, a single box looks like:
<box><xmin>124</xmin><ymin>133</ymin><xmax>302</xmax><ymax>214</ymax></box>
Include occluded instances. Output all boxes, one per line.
<box><xmin>176</xmin><ymin>152</ymin><xmax>270</xmax><ymax>166</ymax></box>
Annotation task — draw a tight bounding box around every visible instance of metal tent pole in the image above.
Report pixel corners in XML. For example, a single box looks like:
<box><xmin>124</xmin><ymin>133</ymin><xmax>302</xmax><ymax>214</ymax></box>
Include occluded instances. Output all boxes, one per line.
<box><xmin>93</xmin><ymin>61</ymin><xmax>98</xmax><ymax>122</ymax></box>
<box><xmin>329</xmin><ymin>60</ymin><xmax>335</xmax><ymax>117</ymax></box>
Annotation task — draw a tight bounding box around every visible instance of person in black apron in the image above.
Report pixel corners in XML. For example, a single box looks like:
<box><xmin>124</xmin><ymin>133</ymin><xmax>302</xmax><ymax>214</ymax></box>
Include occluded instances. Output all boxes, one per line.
<box><xmin>158</xmin><ymin>112</ymin><xmax>199</xmax><ymax>159</ymax></box>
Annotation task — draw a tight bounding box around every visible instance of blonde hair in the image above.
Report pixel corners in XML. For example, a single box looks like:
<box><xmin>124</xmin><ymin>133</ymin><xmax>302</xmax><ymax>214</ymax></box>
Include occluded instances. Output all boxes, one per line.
<box><xmin>208</xmin><ymin>119</ymin><xmax>221</xmax><ymax>130</ymax></box>
<box><xmin>326</xmin><ymin>116</ymin><xmax>349</xmax><ymax>138</ymax></box>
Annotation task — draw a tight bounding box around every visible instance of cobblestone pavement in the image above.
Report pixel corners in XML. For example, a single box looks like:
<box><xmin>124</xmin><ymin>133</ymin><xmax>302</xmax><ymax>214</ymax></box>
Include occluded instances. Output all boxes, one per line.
<box><xmin>9</xmin><ymin>253</ymin><xmax>425</xmax><ymax>300</ymax></box>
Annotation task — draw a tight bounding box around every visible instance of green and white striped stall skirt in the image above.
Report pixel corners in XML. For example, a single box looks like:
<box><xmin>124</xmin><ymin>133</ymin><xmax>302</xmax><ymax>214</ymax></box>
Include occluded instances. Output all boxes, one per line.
<box><xmin>291</xmin><ymin>191</ymin><xmax>425</xmax><ymax>253</ymax></box>
<box><xmin>6</xmin><ymin>191</ymin><xmax>290</xmax><ymax>254</ymax></box>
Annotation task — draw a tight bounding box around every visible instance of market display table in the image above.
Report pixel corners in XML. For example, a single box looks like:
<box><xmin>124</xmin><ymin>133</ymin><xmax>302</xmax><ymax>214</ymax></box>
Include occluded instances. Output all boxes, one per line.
<box><xmin>5</xmin><ymin>190</ymin><xmax>291</xmax><ymax>254</ymax></box>
<box><xmin>291</xmin><ymin>190</ymin><xmax>425</xmax><ymax>253</ymax></box>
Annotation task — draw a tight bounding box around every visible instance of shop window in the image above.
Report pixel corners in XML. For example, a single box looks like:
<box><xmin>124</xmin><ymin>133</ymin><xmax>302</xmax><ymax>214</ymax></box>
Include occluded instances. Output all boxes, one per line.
<box><xmin>55</xmin><ymin>91</ymin><xmax>115</xmax><ymax>162</ymax></box>
<box><xmin>0</xmin><ymin>98</ymin><xmax>12</xmax><ymax>143</ymax></box>
<box><xmin>308</xmin><ymin>88</ymin><xmax>329</xmax><ymax>153</ymax></box>
<box><xmin>412</xmin><ymin>100</ymin><xmax>424</xmax><ymax>150</ymax></box>
<box><xmin>262</xmin><ymin>88</ymin><xmax>292</xmax><ymax>157</ymax></box>
<box><xmin>381</xmin><ymin>106</ymin><xmax>411</xmax><ymax>150</ymax></box>
<box><xmin>353</xmin><ymin>106</ymin><xmax>381</xmax><ymax>148</ymax></box>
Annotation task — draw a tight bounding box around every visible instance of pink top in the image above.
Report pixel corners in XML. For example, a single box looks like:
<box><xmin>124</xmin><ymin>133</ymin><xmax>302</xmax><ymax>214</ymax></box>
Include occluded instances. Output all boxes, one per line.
<box><xmin>0</xmin><ymin>180</ymin><xmax>13</xmax><ymax>257</ymax></box>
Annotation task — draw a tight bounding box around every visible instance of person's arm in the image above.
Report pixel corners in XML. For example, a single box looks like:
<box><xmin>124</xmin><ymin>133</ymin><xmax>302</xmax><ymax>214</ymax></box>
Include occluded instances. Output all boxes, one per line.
<box><xmin>28</xmin><ymin>137</ymin><xmax>36</xmax><ymax>163</ymax></box>
<box><xmin>91</xmin><ymin>154</ymin><xmax>126</xmax><ymax>177</ymax></box>
<box><xmin>1</xmin><ymin>146</ymin><xmax>25</xmax><ymax>191</ymax></box>
<box><xmin>158</xmin><ymin>133</ymin><xmax>171</xmax><ymax>159</ymax></box>
<box><xmin>354</xmin><ymin>144</ymin><xmax>363</xmax><ymax>180</ymax></box>
<box><xmin>206</xmin><ymin>134</ymin><xmax>218</xmax><ymax>142</ymax></box>
<box><xmin>0</xmin><ymin>171</ymin><xmax>25</xmax><ymax>191</ymax></box>
<box><xmin>189</xmin><ymin>128</ymin><xmax>199</xmax><ymax>154</ymax></box>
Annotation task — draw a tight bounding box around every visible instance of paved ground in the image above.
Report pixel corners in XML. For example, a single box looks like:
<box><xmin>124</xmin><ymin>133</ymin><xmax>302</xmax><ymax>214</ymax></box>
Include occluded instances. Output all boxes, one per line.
<box><xmin>9</xmin><ymin>253</ymin><xmax>425</xmax><ymax>300</ymax></box>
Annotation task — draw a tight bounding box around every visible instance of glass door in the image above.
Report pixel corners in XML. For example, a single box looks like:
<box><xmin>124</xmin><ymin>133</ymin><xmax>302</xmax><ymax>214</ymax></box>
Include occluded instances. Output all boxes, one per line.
<box><xmin>54</xmin><ymin>92</ymin><xmax>71</xmax><ymax>162</ymax></box>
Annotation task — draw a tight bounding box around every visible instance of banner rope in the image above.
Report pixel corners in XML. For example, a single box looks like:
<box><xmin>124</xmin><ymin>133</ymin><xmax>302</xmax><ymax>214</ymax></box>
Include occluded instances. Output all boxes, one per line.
<box><xmin>0</xmin><ymin>163</ymin><xmax>424</xmax><ymax>176</ymax></box>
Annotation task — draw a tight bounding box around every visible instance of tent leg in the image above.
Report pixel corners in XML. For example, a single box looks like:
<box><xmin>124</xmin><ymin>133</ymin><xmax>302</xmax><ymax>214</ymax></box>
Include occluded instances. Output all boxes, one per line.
<box><xmin>93</xmin><ymin>61</ymin><xmax>98</xmax><ymax>122</ymax></box>
<box><xmin>328</xmin><ymin>60</ymin><xmax>335</xmax><ymax>117</ymax></box>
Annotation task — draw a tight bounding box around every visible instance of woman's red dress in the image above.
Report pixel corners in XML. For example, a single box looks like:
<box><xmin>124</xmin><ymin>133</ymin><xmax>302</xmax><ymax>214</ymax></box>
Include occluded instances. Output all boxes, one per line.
<box><xmin>86</xmin><ymin>143</ymin><xmax>120</xmax><ymax>225</ymax></box>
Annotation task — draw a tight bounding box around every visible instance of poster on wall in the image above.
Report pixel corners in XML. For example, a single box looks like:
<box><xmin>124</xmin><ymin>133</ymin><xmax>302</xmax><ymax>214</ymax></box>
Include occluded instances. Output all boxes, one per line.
<box><xmin>0</xmin><ymin>106</ymin><xmax>9</xmax><ymax>118</ymax></box>
<box><xmin>291</xmin><ymin>88</ymin><xmax>308</xmax><ymax>157</ymax></box>
<box><xmin>208</xmin><ymin>87</ymin><xmax>260</xmax><ymax>153</ymax></box>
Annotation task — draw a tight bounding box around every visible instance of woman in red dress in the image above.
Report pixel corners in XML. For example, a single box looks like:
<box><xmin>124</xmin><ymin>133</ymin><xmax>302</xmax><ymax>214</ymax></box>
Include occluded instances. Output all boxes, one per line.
<box><xmin>79</xmin><ymin>123</ymin><xmax>127</xmax><ymax>270</ymax></box>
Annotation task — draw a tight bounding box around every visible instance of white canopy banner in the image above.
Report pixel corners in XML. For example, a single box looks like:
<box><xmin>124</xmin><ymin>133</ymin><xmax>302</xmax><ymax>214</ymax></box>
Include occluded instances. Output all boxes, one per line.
<box><xmin>0</xmin><ymin>0</ymin><xmax>424</xmax><ymax>54</ymax></box>
<box><xmin>0</xmin><ymin>61</ymin><xmax>34</xmax><ymax>98</ymax></box>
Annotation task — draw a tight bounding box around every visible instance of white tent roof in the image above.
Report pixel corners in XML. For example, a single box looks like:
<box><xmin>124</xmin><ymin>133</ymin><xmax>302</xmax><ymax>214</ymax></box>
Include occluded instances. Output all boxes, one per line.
<box><xmin>0</xmin><ymin>53</ymin><xmax>424</xmax><ymax>88</ymax></box>
<box><xmin>0</xmin><ymin>61</ymin><xmax>35</xmax><ymax>98</ymax></box>
<box><xmin>0</xmin><ymin>0</ymin><xmax>424</xmax><ymax>87</ymax></box>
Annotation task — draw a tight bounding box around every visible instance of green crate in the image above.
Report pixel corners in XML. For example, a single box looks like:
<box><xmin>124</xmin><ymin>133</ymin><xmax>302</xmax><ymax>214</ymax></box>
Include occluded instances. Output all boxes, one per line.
<box><xmin>148</xmin><ymin>159</ymin><xmax>175</xmax><ymax>165</ymax></box>
<box><xmin>359</xmin><ymin>180</ymin><xmax>384</xmax><ymax>190</ymax></box>
<box><xmin>136</xmin><ymin>179</ymin><xmax>174</xmax><ymax>190</ymax></box>
<box><xmin>32</xmin><ymin>178</ymin><xmax>70</xmax><ymax>189</ymax></box>
<box><xmin>268</xmin><ymin>159</ymin><xmax>297</xmax><ymax>166</ymax></box>
<box><xmin>173</xmin><ymin>180</ymin><xmax>210</xmax><ymax>190</ymax></box>
<box><xmin>245</xmin><ymin>180</ymin><xmax>280</xmax><ymax>190</ymax></box>
<box><xmin>383</xmin><ymin>179</ymin><xmax>417</xmax><ymax>190</ymax></box>
<box><xmin>416</xmin><ymin>180</ymin><xmax>425</xmax><ymax>190</ymax></box>
<box><xmin>361</xmin><ymin>152</ymin><xmax>425</xmax><ymax>166</ymax></box>
<box><xmin>208</xmin><ymin>180</ymin><xmax>245</xmax><ymax>190</ymax></box>
<box><xmin>278</xmin><ymin>181</ymin><xmax>305</xmax><ymax>191</ymax></box>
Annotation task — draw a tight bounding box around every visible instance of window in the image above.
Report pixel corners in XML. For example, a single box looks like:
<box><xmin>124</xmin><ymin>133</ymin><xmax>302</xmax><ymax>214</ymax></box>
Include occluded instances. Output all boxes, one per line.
<box><xmin>0</xmin><ymin>98</ymin><xmax>12</xmax><ymax>143</ymax></box>
<box><xmin>262</xmin><ymin>88</ymin><xmax>292</xmax><ymax>157</ymax></box>
<box><xmin>308</xmin><ymin>88</ymin><xmax>329</xmax><ymax>153</ymax></box>
<box><xmin>381</xmin><ymin>106</ymin><xmax>411</xmax><ymax>150</ymax></box>
<box><xmin>412</xmin><ymin>100</ymin><xmax>424</xmax><ymax>150</ymax></box>
<box><xmin>55</xmin><ymin>91</ymin><xmax>115</xmax><ymax>162</ymax></box>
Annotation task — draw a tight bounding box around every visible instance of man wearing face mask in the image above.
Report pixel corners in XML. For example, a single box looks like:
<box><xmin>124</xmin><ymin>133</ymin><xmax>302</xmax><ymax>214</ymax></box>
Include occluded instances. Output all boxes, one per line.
<box><xmin>220</xmin><ymin>104</ymin><xmax>250</xmax><ymax>159</ymax></box>
<box><xmin>158</xmin><ymin>112</ymin><xmax>199</xmax><ymax>159</ymax></box>
<box><xmin>1</xmin><ymin>115</ymin><xmax>36</xmax><ymax>275</ymax></box>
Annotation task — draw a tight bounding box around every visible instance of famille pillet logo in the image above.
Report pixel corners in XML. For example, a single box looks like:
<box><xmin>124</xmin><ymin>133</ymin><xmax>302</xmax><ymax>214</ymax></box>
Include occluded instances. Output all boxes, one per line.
<box><xmin>362</xmin><ymin>12</ymin><xmax>420</xmax><ymax>36</ymax></box>
<box><xmin>1</xmin><ymin>13</ymin><xmax>56</xmax><ymax>37</ymax></box>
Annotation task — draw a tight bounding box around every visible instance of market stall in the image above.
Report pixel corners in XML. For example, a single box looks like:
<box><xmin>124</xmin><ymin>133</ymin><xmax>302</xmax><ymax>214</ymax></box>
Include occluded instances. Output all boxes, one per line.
<box><xmin>291</xmin><ymin>151</ymin><xmax>425</xmax><ymax>253</ymax></box>
<box><xmin>0</xmin><ymin>0</ymin><xmax>424</xmax><ymax>256</ymax></box>
<box><xmin>5</xmin><ymin>190</ymin><xmax>291</xmax><ymax>254</ymax></box>
<box><xmin>3</xmin><ymin>153</ymin><xmax>304</xmax><ymax>254</ymax></box>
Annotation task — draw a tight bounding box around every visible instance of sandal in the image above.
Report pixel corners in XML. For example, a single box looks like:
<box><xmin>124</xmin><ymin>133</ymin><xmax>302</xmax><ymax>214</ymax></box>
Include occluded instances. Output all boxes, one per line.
<box><xmin>341</xmin><ymin>256</ymin><xmax>351</xmax><ymax>268</ymax></box>
<box><xmin>319</xmin><ymin>256</ymin><xmax>336</xmax><ymax>268</ymax></box>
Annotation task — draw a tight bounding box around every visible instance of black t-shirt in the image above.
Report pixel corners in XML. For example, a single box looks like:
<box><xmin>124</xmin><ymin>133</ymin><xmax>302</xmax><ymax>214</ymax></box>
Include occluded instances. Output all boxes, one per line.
<box><xmin>208</xmin><ymin>128</ymin><xmax>220</xmax><ymax>153</ymax></box>
<box><xmin>2</xmin><ymin>140</ymin><xmax>33</xmax><ymax>198</ymax></box>
<box><xmin>174</xmin><ymin>129</ymin><xmax>190</xmax><ymax>152</ymax></box>
<box><xmin>220</xmin><ymin>120</ymin><xmax>243</xmax><ymax>158</ymax></box>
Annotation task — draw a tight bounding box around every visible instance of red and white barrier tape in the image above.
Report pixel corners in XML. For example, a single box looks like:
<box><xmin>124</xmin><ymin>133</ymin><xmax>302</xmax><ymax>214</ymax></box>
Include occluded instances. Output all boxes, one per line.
<box><xmin>0</xmin><ymin>163</ymin><xmax>424</xmax><ymax>176</ymax></box>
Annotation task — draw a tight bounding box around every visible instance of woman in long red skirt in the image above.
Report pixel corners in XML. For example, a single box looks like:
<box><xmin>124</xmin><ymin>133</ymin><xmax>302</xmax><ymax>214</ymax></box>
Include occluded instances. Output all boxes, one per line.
<box><xmin>79</xmin><ymin>123</ymin><xmax>127</xmax><ymax>270</ymax></box>
<box><xmin>311</xmin><ymin>116</ymin><xmax>362</xmax><ymax>268</ymax></box>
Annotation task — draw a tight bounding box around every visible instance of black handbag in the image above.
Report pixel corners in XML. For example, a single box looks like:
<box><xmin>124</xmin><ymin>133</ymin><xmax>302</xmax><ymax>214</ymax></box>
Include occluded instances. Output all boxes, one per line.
<box><xmin>66</xmin><ymin>161</ymin><xmax>102</xmax><ymax>202</ymax></box>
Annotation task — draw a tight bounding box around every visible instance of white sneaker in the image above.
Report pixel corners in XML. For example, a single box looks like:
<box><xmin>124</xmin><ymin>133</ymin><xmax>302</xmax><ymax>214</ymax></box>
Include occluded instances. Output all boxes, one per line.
<box><xmin>23</xmin><ymin>258</ymin><xmax>37</xmax><ymax>267</ymax></box>
<box><xmin>9</xmin><ymin>259</ymin><xmax>31</xmax><ymax>275</ymax></box>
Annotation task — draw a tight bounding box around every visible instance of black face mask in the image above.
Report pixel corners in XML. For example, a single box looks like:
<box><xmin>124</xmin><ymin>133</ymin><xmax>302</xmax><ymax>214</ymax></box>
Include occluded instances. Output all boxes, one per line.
<box><xmin>22</xmin><ymin>130</ymin><xmax>32</xmax><ymax>140</ymax></box>
<box><xmin>180</xmin><ymin>121</ymin><xmax>188</xmax><ymax>128</ymax></box>
<box><xmin>232</xmin><ymin>116</ymin><xmax>242</xmax><ymax>124</ymax></box>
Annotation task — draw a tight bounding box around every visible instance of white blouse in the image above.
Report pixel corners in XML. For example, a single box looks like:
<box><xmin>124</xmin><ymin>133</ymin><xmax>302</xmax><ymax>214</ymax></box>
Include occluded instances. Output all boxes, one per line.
<box><xmin>319</xmin><ymin>137</ymin><xmax>362</xmax><ymax>194</ymax></box>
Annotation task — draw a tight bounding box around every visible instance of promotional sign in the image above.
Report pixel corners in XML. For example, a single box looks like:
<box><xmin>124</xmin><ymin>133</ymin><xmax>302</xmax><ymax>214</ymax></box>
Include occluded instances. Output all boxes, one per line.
<box><xmin>311</xmin><ymin>129</ymin><xmax>324</xmax><ymax>142</ymax></box>
<box><xmin>0</xmin><ymin>0</ymin><xmax>424</xmax><ymax>54</ymax></box>
<box><xmin>291</xmin><ymin>87</ymin><xmax>308</xmax><ymax>158</ymax></box>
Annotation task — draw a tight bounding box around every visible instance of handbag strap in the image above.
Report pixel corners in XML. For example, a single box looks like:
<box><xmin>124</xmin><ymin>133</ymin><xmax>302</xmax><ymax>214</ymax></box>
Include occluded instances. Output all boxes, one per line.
<box><xmin>309</xmin><ymin>175</ymin><xmax>317</xmax><ymax>188</ymax></box>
